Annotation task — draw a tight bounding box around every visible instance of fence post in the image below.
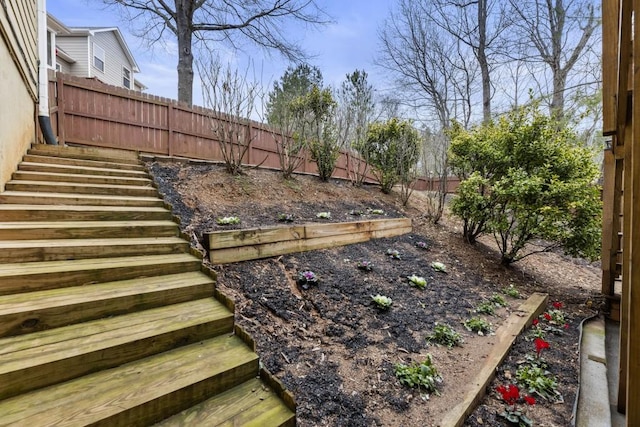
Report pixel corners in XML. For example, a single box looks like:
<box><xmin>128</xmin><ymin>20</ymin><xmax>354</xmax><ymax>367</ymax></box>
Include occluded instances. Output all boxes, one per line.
<box><xmin>247</xmin><ymin>121</ymin><xmax>253</xmax><ymax>165</ymax></box>
<box><xmin>167</xmin><ymin>103</ymin><xmax>173</xmax><ymax>157</ymax></box>
<box><xmin>56</xmin><ymin>74</ymin><xmax>66</xmax><ymax>145</ymax></box>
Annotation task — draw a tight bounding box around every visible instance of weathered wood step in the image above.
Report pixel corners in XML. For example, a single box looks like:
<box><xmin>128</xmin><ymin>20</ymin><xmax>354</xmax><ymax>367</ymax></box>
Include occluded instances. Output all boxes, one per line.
<box><xmin>22</xmin><ymin>154</ymin><xmax>146</xmax><ymax>172</ymax></box>
<box><xmin>0</xmin><ymin>253</ymin><xmax>202</xmax><ymax>295</ymax></box>
<box><xmin>0</xmin><ymin>271</ymin><xmax>215</xmax><ymax>337</ymax></box>
<box><xmin>30</xmin><ymin>144</ymin><xmax>140</xmax><ymax>164</ymax></box>
<box><xmin>0</xmin><ymin>236</ymin><xmax>188</xmax><ymax>262</ymax></box>
<box><xmin>5</xmin><ymin>180</ymin><xmax>158</xmax><ymax>198</ymax></box>
<box><xmin>0</xmin><ymin>191</ymin><xmax>165</xmax><ymax>207</ymax></box>
<box><xmin>19</xmin><ymin>159</ymin><xmax>148</xmax><ymax>177</ymax></box>
<box><xmin>13</xmin><ymin>170</ymin><xmax>153</xmax><ymax>186</ymax></box>
<box><xmin>0</xmin><ymin>220</ymin><xmax>178</xmax><ymax>240</ymax></box>
<box><xmin>0</xmin><ymin>204</ymin><xmax>173</xmax><ymax>221</ymax></box>
<box><xmin>0</xmin><ymin>298</ymin><xmax>233</xmax><ymax>400</ymax></box>
<box><xmin>0</xmin><ymin>334</ymin><xmax>259</xmax><ymax>426</ymax></box>
<box><xmin>156</xmin><ymin>377</ymin><xmax>295</xmax><ymax>427</ymax></box>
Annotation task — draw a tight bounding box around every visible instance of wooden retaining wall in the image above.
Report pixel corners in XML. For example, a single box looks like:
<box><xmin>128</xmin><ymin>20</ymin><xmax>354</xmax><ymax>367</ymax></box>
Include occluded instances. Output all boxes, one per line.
<box><xmin>206</xmin><ymin>218</ymin><xmax>412</xmax><ymax>264</ymax></box>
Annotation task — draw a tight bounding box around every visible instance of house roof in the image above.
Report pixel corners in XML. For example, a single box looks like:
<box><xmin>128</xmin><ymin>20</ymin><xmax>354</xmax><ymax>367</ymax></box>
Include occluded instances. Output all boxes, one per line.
<box><xmin>47</xmin><ymin>14</ymin><xmax>140</xmax><ymax>73</ymax></box>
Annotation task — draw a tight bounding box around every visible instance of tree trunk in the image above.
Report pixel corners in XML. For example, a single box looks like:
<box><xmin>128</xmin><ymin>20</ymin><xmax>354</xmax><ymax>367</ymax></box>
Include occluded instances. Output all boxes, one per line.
<box><xmin>176</xmin><ymin>2</ymin><xmax>194</xmax><ymax>105</ymax></box>
<box><xmin>477</xmin><ymin>0</ymin><xmax>492</xmax><ymax>123</ymax></box>
<box><xmin>551</xmin><ymin>68</ymin><xmax>567</xmax><ymax>120</ymax></box>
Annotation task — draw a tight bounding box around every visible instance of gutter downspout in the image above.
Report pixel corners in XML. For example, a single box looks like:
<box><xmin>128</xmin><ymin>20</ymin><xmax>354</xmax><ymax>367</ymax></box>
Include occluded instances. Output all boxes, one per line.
<box><xmin>37</xmin><ymin>0</ymin><xmax>57</xmax><ymax>145</ymax></box>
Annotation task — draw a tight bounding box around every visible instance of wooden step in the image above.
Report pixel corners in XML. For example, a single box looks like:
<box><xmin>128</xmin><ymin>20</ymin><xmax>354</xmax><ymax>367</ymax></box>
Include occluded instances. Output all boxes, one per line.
<box><xmin>0</xmin><ymin>253</ymin><xmax>202</xmax><ymax>295</ymax></box>
<box><xmin>30</xmin><ymin>144</ymin><xmax>140</xmax><ymax>164</ymax></box>
<box><xmin>22</xmin><ymin>154</ymin><xmax>146</xmax><ymax>172</ymax></box>
<box><xmin>0</xmin><ymin>236</ymin><xmax>188</xmax><ymax>262</ymax></box>
<box><xmin>0</xmin><ymin>220</ymin><xmax>178</xmax><ymax>240</ymax></box>
<box><xmin>0</xmin><ymin>271</ymin><xmax>215</xmax><ymax>337</ymax></box>
<box><xmin>0</xmin><ymin>298</ymin><xmax>233</xmax><ymax>400</ymax></box>
<box><xmin>19</xmin><ymin>160</ymin><xmax>148</xmax><ymax>177</ymax></box>
<box><xmin>0</xmin><ymin>334</ymin><xmax>259</xmax><ymax>426</ymax></box>
<box><xmin>13</xmin><ymin>170</ymin><xmax>153</xmax><ymax>186</ymax></box>
<box><xmin>156</xmin><ymin>377</ymin><xmax>295</xmax><ymax>426</ymax></box>
<box><xmin>0</xmin><ymin>204</ymin><xmax>173</xmax><ymax>221</ymax></box>
<box><xmin>5</xmin><ymin>180</ymin><xmax>158</xmax><ymax>198</ymax></box>
<box><xmin>0</xmin><ymin>191</ymin><xmax>165</xmax><ymax>207</ymax></box>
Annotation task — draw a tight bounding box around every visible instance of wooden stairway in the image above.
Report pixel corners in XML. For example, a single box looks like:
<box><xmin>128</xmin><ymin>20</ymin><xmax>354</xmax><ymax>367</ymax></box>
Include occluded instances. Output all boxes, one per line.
<box><xmin>0</xmin><ymin>144</ymin><xmax>295</xmax><ymax>426</ymax></box>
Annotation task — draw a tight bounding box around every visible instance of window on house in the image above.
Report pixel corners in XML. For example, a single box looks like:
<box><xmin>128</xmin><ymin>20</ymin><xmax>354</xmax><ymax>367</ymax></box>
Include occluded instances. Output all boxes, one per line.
<box><xmin>46</xmin><ymin>30</ymin><xmax>53</xmax><ymax>67</ymax></box>
<box><xmin>93</xmin><ymin>43</ymin><xmax>105</xmax><ymax>72</ymax></box>
<box><xmin>123</xmin><ymin>66</ymin><xmax>131</xmax><ymax>89</ymax></box>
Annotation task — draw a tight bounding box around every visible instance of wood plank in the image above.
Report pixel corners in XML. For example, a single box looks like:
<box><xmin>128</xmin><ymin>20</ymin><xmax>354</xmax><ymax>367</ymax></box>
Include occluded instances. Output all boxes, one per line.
<box><xmin>602</xmin><ymin>0</ymin><xmax>619</xmax><ymax>135</ymax></box>
<box><xmin>0</xmin><ymin>271</ymin><xmax>215</xmax><ymax>337</ymax></box>
<box><xmin>0</xmin><ymin>335</ymin><xmax>258</xmax><ymax>427</ymax></box>
<box><xmin>602</xmin><ymin>149</ymin><xmax>617</xmax><ymax>296</ymax></box>
<box><xmin>627</xmin><ymin>1</ymin><xmax>640</xmax><ymax>419</ymax></box>
<box><xmin>156</xmin><ymin>378</ymin><xmax>294</xmax><ymax>427</ymax></box>
<box><xmin>21</xmin><ymin>154</ymin><xmax>146</xmax><ymax>172</ymax></box>
<box><xmin>0</xmin><ymin>236</ymin><xmax>188</xmax><ymax>263</ymax></box>
<box><xmin>0</xmin><ymin>191</ymin><xmax>165</xmax><ymax>207</ymax></box>
<box><xmin>0</xmin><ymin>205</ymin><xmax>173</xmax><ymax>222</ymax></box>
<box><xmin>615</xmin><ymin>0</ymin><xmax>633</xmax><ymax>146</ymax></box>
<box><xmin>0</xmin><ymin>220</ymin><xmax>178</xmax><ymax>240</ymax></box>
<box><xmin>208</xmin><ymin>218</ymin><xmax>412</xmax><ymax>250</ymax></box>
<box><xmin>0</xmin><ymin>299</ymin><xmax>232</xmax><ymax>400</ymax></box>
<box><xmin>210</xmin><ymin>221</ymin><xmax>411</xmax><ymax>264</ymax></box>
<box><xmin>0</xmin><ymin>253</ymin><xmax>202</xmax><ymax>295</ymax></box>
<box><xmin>12</xmin><ymin>170</ymin><xmax>153</xmax><ymax>186</ymax></box>
<box><xmin>19</xmin><ymin>160</ymin><xmax>148</xmax><ymax>177</ymax></box>
<box><xmin>440</xmin><ymin>293</ymin><xmax>549</xmax><ymax>427</ymax></box>
<box><xmin>29</xmin><ymin>144</ymin><xmax>140</xmax><ymax>164</ymax></box>
<box><xmin>5</xmin><ymin>180</ymin><xmax>157</xmax><ymax>198</ymax></box>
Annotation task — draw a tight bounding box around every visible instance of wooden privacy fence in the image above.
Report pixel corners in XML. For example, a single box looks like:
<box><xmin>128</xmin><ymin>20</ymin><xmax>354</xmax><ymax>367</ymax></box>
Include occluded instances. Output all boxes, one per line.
<box><xmin>206</xmin><ymin>218</ymin><xmax>412</xmax><ymax>264</ymax></box>
<box><xmin>46</xmin><ymin>72</ymin><xmax>458</xmax><ymax>192</ymax></box>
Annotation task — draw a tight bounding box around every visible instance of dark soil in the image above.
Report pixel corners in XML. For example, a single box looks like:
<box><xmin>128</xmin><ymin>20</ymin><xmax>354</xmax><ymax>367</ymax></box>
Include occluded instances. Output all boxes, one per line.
<box><xmin>147</xmin><ymin>159</ymin><xmax>603</xmax><ymax>427</ymax></box>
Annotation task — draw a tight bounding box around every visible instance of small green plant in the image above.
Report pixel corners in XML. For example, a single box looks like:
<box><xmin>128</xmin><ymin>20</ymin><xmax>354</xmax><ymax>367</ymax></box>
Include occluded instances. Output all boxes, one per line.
<box><xmin>427</xmin><ymin>323</ymin><xmax>463</xmax><ymax>348</ymax></box>
<box><xmin>297</xmin><ymin>270</ymin><xmax>318</xmax><ymax>289</ymax></box>
<box><xmin>369</xmin><ymin>208</ymin><xmax>384</xmax><ymax>215</ymax></box>
<box><xmin>357</xmin><ymin>260</ymin><xmax>374</xmax><ymax>271</ymax></box>
<box><xmin>489</xmin><ymin>293</ymin><xmax>508</xmax><ymax>307</ymax></box>
<box><xmin>407</xmin><ymin>274</ymin><xmax>427</xmax><ymax>289</ymax></box>
<box><xmin>216</xmin><ymin>216</ymin><xmax>240</xmax><ymax>225</ymax></box>
<box><xmin>475</xmin><ymin>301</ymin><xmax>496</xmax><ymax>315</ymax></box>
<box><xmin>394</xmin><ymin>354</ymin><xmax>442</xmax><ymax>393</ymax></box>
<box><xmin>502</xmin><ymin>284</ymin><xmax>521</xmax><ymax>298</ymax></box>
<box><xmin>371</xmin><ymin>294</ymin><xmax>393</xmax><ymax>309</ymax></box>
<box><xmin>431</xmin><ymin>261</ymin><xmax>447</xmax><ymax>273</ymax></box>
<box><xmin>386</xmin><ymin>249</ymin><xmax>401</xmax><ymax>259</ymax></box>
<box><xmin>415</xmin><ymin>241</ymin><xmax>429</xmax><ymax>250</ymax></box>
<box><xmin>277</xmin><ymin>213</ymin><xmax>295</xmax><ymax>222</ymax></box>
<box><xmin>316</xmin><ymin>212</ymin><xmax>331</xmax><ymax>219</ymax></box>
<box><xmin>464</xmin><ymin>317</ymin><xmax>492</xmax><ymax>335</ymax></box>
<box><xmin>515</xmin><ymin>364</ymin><xmax>562</xmax><ymax>402</ymax></box>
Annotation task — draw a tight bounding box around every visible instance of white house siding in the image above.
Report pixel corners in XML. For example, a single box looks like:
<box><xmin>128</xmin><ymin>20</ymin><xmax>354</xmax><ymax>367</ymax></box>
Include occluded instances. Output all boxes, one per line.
<box><xmin>0</xmin><ymin>0</ymin><xmax>37</xmax><ymax>190</ymax></box>
<box><xmin>92</xmin><ymin>31</ymin><xmax>135</xmax><ymax>89</ymax></box>
<box><xmin>56</xmin><ymin>36</ymin><xmax>90</xmax><ymax>77</ymax></box>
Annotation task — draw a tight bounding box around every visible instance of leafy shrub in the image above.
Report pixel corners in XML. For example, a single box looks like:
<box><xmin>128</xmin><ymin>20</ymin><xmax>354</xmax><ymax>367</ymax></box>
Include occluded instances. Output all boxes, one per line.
<box><xmin>475</xmin><ymin>301</ymin><xmax>496</xmax><ymax>315</ymax></box>
<box><xmin>516</xmin><ymin>364</ymin><xmax>562</xmax><ymax>402</ymax></box>
<box><xmin>216</xmin><ymin>216</ymin><xmax>240</xmax><ymax>225</ymax></box>
<box><xmin>427</xmin><ymin>324</ymin><xmax>463</xmax><ymax>348</ymax></box>
<box><xmin>371</xmin><ymin>294</ymin><xmax>393</xmax><ymax>309</ymax></box>
<box><xmin>394</xmin><ymin>355</ymin><xmax>442</xmax><ymax>393</ymax></box>
<box><xmin>464</xmin><ymin>317</ymin><xmax>492</xmax><ymax>335</ymax></box>
<box><xmin>503</xmin><ymin>285</ymin><xmax>521</xmax><ymax>298</ymax></box>
<box><xmin>489</xmin><ymin>293</ymin><xmax>508</xmax><ymax>307</ymax></box>
<box><xmin>407</xmin><ymin>274</ymin><xmax>427</xmax><ymax>289</ymax></box>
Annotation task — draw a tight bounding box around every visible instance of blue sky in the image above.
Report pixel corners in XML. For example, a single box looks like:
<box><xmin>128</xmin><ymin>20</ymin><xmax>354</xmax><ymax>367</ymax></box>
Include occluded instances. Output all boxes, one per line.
<box><xmin>47</xmin><ymin>1</ymin><xmax>394</xmax><ymax>106</ymax></box>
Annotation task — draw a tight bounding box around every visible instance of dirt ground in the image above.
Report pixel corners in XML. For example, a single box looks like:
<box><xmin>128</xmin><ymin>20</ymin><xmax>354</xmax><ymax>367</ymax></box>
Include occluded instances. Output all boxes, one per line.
<box><xmin>147</xmin><ymin>160</ymin><xmax>603</xmax><ymax>427</ymax></box>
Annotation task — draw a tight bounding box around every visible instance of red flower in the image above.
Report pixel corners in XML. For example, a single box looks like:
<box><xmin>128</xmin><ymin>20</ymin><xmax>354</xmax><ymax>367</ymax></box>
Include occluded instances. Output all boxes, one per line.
<box><xmin>564</xmin><ymin>323</ymin><xmax>570</xmax><ymax>329</ymax></box>
<box><xmin>532</xmin><ymin>318</ymin><xmax>539</xmax><ymax>326</ymax></box>
<box><xmin>552</xmin><ymin>301</ymin><xmax>563</xmax><ymax>309</ymax></box>
<box><xmin>496</xmin><ymin>384</ymin><xmax>520</xmax><ymax>405</ymax></box>
<box><xmin>534</xmin><ymin>337</ymin><xmax>550</xmax><ymax>356</ymax></box>
<box><xmin>524</xmin><ymin>395</ymin><xmax>536</xmax><ymax>405</ymax></box>
<box><xmin>543</xmin><ymin>313</ymin><xmax>552</xmax><ymax>321</ymax></box>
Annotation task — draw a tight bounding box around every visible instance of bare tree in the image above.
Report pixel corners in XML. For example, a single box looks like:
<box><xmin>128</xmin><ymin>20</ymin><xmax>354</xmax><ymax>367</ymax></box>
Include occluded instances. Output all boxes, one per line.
<box><xmin>508</xmin><ymin>0</ymin><xmax>599</xmax><ymax>119</ymax></box>
<box><xmin>420</xmin><ymin>128</ymin><xmax>449</xmax><ymax>223</ymax></box>
<box><xmin>430</xmin><ymin>0</ymin><xmax>510</xmax><ymax>122</ymax></box>
<box><xmin>198</xmin><ymin>57</ymin><xmax>260</xmax><ymax>175</ymax></box>
<box><xmin>105</xmin><ymin>0</ymin><xmax>329</xmax><ymax>105</ymax></box>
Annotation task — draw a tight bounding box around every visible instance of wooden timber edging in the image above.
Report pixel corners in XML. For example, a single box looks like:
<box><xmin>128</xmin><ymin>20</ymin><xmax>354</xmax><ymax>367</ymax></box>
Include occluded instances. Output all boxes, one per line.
<box><xmin>206</xmin><ymin>218</ymin><xmax>412</xmax><ymax>264</ymax></box>
<box><xmin>440</xmin><ymin>292</ymin><xmax>549</xmax><ymax>427</ymax></box>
